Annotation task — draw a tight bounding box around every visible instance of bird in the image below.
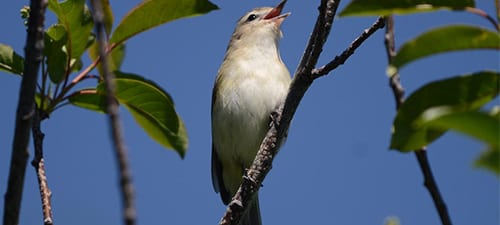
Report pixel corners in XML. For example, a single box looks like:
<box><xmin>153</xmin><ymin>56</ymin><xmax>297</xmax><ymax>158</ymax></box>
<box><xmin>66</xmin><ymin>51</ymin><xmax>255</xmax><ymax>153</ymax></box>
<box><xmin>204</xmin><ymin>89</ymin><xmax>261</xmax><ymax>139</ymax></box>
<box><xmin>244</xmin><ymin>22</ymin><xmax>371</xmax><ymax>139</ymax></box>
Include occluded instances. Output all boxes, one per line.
<box><xmin>211</xmin><ymin>1</ymin><xmax>291</xmax><ymax>224</ymax></box>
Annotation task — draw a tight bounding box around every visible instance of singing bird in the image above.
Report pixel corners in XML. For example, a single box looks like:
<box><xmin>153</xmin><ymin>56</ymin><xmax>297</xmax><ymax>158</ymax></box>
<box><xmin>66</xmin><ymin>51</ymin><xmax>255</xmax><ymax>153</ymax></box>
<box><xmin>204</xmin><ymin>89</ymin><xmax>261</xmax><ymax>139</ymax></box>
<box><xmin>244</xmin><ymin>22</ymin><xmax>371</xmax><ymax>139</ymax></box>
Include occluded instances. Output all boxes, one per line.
<box><xmin>211</xmin><ymin>1</ymin><xmax>291</xmax><ymax>224</ymax></box>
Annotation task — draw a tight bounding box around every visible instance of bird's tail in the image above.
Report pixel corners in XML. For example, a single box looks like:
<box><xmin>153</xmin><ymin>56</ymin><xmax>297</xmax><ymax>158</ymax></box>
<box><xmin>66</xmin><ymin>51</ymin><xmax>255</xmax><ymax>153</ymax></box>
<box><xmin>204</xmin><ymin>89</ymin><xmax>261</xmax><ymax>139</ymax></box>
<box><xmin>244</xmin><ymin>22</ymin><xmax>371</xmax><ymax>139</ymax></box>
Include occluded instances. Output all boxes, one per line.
<box><xmin>240</xmin><ymin>194</ymin><xmax>262</xmax><ymax>225</ymax></box>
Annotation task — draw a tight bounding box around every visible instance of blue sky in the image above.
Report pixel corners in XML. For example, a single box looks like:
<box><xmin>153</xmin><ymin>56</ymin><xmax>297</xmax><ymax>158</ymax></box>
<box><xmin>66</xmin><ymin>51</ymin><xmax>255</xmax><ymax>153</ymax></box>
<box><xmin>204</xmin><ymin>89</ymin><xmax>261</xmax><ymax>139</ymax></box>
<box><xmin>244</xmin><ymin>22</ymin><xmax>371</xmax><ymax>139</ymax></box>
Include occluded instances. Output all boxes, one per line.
<box><xmin>0</xmin><ymin>1</ymin><xmax>498</xmax><ymax>225</ymax></box>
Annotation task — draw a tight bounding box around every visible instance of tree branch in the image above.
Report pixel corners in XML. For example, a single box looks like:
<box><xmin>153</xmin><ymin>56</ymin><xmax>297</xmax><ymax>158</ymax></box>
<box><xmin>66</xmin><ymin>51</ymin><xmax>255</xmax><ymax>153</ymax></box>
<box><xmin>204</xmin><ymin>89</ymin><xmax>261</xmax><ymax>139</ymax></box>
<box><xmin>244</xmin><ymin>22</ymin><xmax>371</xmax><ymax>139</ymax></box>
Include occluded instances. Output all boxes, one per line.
<box><xmin>383</xmin><ymin>16</ymin><xmax>405</xmax><ymax>110</ymax></box>
<box><xmin>383</xmin><ymin>16</ymin><xmax>452</xmax><ymax>225</ymax></box>
<box><xmin>219</xmin><ymin>1</ymin><xmax>385</xmax><ymax>224</ymax></box>
<box><xmin>312</xmin><ymin>16</ymin><xmax>385</xmax><ymax>79</ymax></box>
<box><xmin>31</xmin><ymin>109</ymin><xmax>54</xmax><ymax>225</ymax></box>
<box><xmin>90</xmin><ymin>1</ymin><xmax>136</xmax><ymax>225</ymax></box>
<box><xmin>465</xmin><ymin>7</ymin><xmax>499</xmax><ymax>31</ymax></box>
<box><xmin>414</xmin><ymin>147</ymin><xmax>452</xmax><ymax>225</ymax></box>
<box><xmin>3</xmin><ymin>1</ymin><xmax>47</xmax><ymax>225</ymax></box>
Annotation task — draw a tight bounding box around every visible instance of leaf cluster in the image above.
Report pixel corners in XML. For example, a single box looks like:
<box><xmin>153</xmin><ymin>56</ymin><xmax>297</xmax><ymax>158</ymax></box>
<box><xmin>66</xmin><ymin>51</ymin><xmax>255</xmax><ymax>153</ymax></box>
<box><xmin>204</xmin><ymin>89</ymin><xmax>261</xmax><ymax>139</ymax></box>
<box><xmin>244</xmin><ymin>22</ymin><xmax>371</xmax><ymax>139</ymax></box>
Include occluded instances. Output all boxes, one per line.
<box><xmin>341</xmin><ymin>0</ymin><xmax>500</xmax><ymax>175</ymax></box>
<box><xmin>0</xmin><ymin>0</ymin><xmax>219</xmax><ymax>157</ymax></box>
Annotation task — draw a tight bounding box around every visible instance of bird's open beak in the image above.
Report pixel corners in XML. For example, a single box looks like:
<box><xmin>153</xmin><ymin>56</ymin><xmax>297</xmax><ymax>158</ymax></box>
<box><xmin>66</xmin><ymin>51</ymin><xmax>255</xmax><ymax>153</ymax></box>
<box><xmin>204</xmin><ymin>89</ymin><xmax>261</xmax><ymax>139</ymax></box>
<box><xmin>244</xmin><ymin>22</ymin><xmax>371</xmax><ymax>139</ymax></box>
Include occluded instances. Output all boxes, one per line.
<box><xmin>263</xmin><ymin>0</ymin><xmax>290</xmax><ymax>21</ymax></box>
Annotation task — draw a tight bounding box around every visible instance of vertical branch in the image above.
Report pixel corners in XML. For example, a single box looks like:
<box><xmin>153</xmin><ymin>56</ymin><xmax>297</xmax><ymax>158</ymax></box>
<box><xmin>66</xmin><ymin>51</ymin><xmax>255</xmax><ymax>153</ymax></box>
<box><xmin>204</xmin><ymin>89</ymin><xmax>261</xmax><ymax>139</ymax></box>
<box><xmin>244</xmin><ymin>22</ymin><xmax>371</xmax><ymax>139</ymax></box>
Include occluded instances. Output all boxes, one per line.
<box><xmin>383</xmin><ymin>16</ymin><xmax>405</xmax><ymax>109</ymax></box>
<box><xmin>3</xmin><ymin>1</ymin><xmax>47</xmax><ymax>225</ymax></box>
<box><xmin>383</xmin><ymin>16</ymin><xmax>452</xmax><ymax>225</ymax></box>
<box><xmin>31</xmin><ymin>109</ymin><xmax>54</xmax><ymax>225</ymax></box>
<box><xmin>90</xmin><ymin>1</ymin><xmax>136</xmax><ymax>225</ymax></box>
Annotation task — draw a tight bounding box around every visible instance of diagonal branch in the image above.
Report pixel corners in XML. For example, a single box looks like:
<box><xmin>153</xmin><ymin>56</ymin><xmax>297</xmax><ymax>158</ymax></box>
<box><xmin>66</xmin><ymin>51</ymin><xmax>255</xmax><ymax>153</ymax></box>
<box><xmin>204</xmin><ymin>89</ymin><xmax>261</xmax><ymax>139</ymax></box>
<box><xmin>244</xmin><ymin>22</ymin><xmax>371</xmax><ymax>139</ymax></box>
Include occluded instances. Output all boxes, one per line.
<box><xmin>296</xmin><ymin>0</ymin><xmax>339</xmax><ymax>74</ymax></box>
<box><xmin>383</xmin><ymin>16</ymin><xmax>452</xmax><ymax>225</ymax></box>
<box><xmin>90</xmin><ymin>1</ymin><xmax>136</xmax><ymax>225</ymax></box>
<box><xmin>312</xmin><ymin>16</ymin><xmax>385</xmax><ymax>79</ymax></box>
<box><xmin>219</xmin><ymin>1</ymin><xmax>385</xmax><ymax>224</ymax></box>
<box><xmin>219</xmin><ymin>1</ymin><xmax>338</xmax><ymax>224</ymax></box>
<box><xmin>3</xmin><ymin>1</ymin><xmax>48</xmax><ymax>225</ymax></box>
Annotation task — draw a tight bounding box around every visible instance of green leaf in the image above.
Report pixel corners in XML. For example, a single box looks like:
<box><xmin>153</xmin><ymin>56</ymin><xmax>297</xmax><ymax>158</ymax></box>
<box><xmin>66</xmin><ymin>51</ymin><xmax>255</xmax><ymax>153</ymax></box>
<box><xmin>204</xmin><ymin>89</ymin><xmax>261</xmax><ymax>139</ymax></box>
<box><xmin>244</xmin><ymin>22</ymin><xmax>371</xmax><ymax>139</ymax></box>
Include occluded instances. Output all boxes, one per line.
<box><xmin>391</xmin><ymin>71</ymin><xmax>500</xmax><ymax>151</ymax></box>
<box><xmin>421</xmin><ymin>109</ymin><xmax>499</xmax><ymax>147</ymax></box>
<box><xmin>340</xmin><ymin>0</ymin><xmax>474</xmax><ymax>16</ymax></box>
<box><xmin>68</xmin><ymin>88</ymin><xmax>107</xmax><ymax>113</ymax></box>
<box><xmin>109</xmin><ymin>0</ymin><xmax>218</xmax><ymax>45</ymax></box>
<box><xmin>44</xmin><ymin>24</ymin><xmax>68</xmax><ymax>83</ymax></box>
<box><xmin>0</xmin><ymin>43</ymin><xmax>24</xmax><ymax>75</ymax></box>
<box><xmin>88</xmin><ymin>41</ymin><xmax>126</xmax><ymax>74</ymax></box>
<box><xmin>110</xmin><ymin>43</ymin><xmax>125</xmax><ymax>70</ymax></box>
<box><xmin>475</xmin><ymin>146</ymin><xmax>500</xmax><ymax>176</ymax></box>
<box><xmin>35</xmin><ymin>93</ymin><xmax>52</xmax><ymax>112</ymax></box>
<box><xmin>71</xmin><ymin>58</ymin><xmax>83</xmax><ymax>72</ymax></box>
<box><xmin>97</xmin><ymin>71</ymin><xmax>188</xmax><ymax>157</ymax></box>
<box><xmin>126</xmin><ymin>102</ymin><xmax>188</xmax><ymax>157</ymax></box>
<box><xmin>48</xmin><ymin>0</ymin><xmax>94</xmax><ymax>60</ymax></box>
<box><xmin>391</xmin><ymin>25</ymin><xmax>500</xmax><ymax>70</ymax></box>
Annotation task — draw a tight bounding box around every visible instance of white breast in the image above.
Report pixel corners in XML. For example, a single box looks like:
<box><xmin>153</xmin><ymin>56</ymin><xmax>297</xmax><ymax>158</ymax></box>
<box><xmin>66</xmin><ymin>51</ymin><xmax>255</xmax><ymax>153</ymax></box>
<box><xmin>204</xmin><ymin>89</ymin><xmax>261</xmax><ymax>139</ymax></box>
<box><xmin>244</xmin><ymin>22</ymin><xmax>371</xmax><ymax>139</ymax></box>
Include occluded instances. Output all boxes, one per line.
<box><xmin>212</xmin><ymin>56</ymin><xmax>290</xmax><ymax>168</ymax></box>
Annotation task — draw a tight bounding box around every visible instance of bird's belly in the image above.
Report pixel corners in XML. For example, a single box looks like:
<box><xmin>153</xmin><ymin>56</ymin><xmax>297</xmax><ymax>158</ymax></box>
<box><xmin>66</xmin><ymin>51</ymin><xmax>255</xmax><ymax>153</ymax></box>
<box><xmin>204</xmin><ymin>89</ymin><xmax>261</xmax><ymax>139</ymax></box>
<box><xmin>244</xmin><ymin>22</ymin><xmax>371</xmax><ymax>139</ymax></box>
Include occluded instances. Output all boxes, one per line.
<box><xmin>213</xmin><ymin>77</ymin><xmax>288</xmax><ymax>168</ymax></box>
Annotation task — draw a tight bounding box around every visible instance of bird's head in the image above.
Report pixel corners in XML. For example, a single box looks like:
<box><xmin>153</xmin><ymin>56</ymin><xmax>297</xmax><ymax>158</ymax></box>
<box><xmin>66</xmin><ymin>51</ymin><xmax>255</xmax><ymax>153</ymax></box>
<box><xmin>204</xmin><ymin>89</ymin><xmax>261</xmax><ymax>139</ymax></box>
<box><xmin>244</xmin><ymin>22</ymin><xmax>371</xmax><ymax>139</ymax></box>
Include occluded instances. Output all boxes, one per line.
<box><xmin>232</xmin><ymin>0</ymin><xmax>290</xmax><ymax>46</ymax></box>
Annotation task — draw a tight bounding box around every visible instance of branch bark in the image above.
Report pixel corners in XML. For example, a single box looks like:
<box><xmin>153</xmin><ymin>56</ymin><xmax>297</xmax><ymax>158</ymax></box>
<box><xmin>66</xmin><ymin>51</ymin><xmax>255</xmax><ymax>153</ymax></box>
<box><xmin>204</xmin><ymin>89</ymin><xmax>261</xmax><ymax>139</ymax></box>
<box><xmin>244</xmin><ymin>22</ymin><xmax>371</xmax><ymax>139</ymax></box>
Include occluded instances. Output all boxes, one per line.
<box><xmin>3</xmin><ymin>1</ymin><xmax>47</xmax><ymax>225</ymax></box>
<box><xmin>31</xmin><ymin>109</ymin><xmax>54</xmax><ymax>225</ymax></box>
<box><xmin>383</xmin><ymin>16</ymin><xmax>452</xmax><ymax>225</ymax></box>
<box><xmin>312</xmin><ymin>17</ymin><xmax>385</xmax><ymax>79</ymax></box>
<box><xmin>465</xmin><ymin>7</ymin><xmax>500</xmax><ymax>31</ymax></box>
<box><xmin>90</xmin><ymin>1</ymin><xmax>136</xmax><ymax>225</ymax></box>
<box><xmin>219</xmin><ymin>1</ymin><xmax>385</xmax><ymax>224</ymax></box>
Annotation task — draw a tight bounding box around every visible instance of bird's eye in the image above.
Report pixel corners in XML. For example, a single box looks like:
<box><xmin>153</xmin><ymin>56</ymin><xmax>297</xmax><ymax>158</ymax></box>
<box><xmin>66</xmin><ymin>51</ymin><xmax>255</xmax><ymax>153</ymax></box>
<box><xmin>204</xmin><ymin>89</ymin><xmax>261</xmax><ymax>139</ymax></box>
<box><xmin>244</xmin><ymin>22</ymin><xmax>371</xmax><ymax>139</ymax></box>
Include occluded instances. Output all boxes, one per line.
<box><xmin>246</xmin><ymin>14</ymin><xmax>257</xmax><ymax>22</ymax></box>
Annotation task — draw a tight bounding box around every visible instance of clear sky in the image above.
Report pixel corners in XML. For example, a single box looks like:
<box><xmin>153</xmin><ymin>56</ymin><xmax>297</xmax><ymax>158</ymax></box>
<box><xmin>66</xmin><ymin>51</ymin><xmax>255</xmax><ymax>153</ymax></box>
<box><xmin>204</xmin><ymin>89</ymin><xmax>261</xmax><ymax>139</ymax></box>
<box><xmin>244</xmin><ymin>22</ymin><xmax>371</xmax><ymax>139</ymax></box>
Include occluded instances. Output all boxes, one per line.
<box><xmin>0</xmin><ymin>1</ymin><xmax>498</xmax><ymax>225</ymax></box>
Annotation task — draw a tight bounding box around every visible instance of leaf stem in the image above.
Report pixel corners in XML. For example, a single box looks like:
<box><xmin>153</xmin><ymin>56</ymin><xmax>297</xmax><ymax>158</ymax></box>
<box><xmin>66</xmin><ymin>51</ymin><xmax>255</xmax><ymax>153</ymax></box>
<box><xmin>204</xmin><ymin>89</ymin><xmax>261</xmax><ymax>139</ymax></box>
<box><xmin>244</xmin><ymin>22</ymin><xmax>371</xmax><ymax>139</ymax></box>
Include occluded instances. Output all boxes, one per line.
<box><xmin>51</xmin><ymin>42</ymin><xmax>115</xmax><ymax>110</ymax></box>
<box><xmin>52</xmin><ymin>80</ymin><xmax>62</xmax><ymax>105</ymax></box>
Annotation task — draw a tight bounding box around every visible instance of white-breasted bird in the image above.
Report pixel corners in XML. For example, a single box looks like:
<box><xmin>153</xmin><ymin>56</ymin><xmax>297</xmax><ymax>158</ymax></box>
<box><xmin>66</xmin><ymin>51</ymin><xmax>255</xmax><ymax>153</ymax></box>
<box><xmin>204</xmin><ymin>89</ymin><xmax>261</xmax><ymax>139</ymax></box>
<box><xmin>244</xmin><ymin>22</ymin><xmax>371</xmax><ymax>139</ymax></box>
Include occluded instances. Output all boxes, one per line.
<box><xmin>211</xmin><ymin>1</ymin><xmax>291</xmax><ymax>224</ymax></box>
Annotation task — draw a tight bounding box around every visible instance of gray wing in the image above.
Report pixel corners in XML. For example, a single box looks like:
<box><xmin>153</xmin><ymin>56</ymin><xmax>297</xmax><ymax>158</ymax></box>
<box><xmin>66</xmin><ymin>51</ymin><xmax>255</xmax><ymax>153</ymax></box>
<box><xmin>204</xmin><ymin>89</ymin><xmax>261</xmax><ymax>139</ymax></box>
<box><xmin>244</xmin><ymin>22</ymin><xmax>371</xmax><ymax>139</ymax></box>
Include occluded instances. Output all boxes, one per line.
<box><xmin>211</xmin><ymin>78</ymin><xmax>231</xmax><ymax>204</ymax></box>
<box><xmin>211</xmin><ymin>145</ymin><xmax>230</xmax><ymax>204</ymax></box>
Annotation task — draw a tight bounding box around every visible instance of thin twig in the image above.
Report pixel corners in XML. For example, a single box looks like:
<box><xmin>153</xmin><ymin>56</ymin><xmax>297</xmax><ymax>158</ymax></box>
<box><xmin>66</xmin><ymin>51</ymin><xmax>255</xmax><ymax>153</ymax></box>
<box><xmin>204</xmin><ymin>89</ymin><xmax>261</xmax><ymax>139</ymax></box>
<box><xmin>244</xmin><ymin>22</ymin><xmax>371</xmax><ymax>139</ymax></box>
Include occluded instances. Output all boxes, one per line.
<box><xmin>3</xmin><ymin>1</ymin><xmax>48</xmax><ymax>225</ymax></box>
<box><xmin>312</xmin><ymin>16</ymin><xmax>385</xmax><ymax>79</ymax></box>
<box><xmin>383</xmin><ymin>16</ymin><xmax>405</xmax><ymax>109</ymax></box>
<box><xmin>52</xmin><ymin>50</ymin><xmax>99</xmax><ymax>105</ymax></box>
<box><xmin>31</xmin><ymin>109</ymin><xmax>54</xmax><ymax>225</ymax></box>
<box><xmin>496</xmin><ymin>1</ymin><xmax>500</xmax><ymax>27</ymax></box>
<box><xmin>52</xmin><ymin>42</ymin><xmax>116</xmax><ymax>108</ymax></box>
<box><xmin>90</xmin><ymin>1</ymin><xmax>137</xmax><ymax>225</ymax></box>
<box><xmin>219</xmin><ymin>0</ymin><xmax>385</xmax><ymax>224</ymax></box>
<box><xmin>465</xmin><ymin>7</ymin><xmax>500</xmax><ymax>31</ymax></box>
<box><xmin>414</xmin><ymin>147</ymin><xmax>452</xmax><ymax>225</ymax></box>
<box><xmin>383</xmin><ymin>16</ymin><xmax>452</xmax><ymax>225</ymax></box>
<box><xmin>296</xmin><ymin>0</ymin><xmax>339</xmax><ymax>75</ymax></box>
